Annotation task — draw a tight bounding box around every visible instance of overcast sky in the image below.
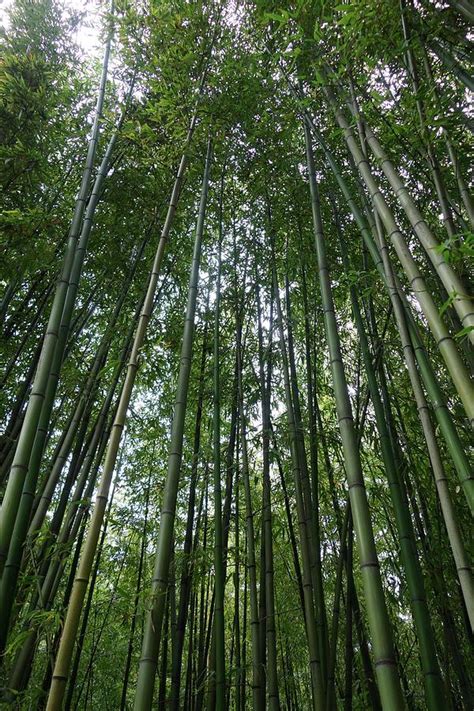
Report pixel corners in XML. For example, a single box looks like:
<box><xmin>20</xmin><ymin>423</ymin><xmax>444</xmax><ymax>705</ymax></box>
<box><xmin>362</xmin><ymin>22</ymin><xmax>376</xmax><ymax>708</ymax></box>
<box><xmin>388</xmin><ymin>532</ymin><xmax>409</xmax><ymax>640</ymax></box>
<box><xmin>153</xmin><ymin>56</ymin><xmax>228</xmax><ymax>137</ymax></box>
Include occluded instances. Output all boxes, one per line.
<box><xmin>0</xmin><ymin>0</ymin><xmax>103</xmax><ymax>58</ymax></box>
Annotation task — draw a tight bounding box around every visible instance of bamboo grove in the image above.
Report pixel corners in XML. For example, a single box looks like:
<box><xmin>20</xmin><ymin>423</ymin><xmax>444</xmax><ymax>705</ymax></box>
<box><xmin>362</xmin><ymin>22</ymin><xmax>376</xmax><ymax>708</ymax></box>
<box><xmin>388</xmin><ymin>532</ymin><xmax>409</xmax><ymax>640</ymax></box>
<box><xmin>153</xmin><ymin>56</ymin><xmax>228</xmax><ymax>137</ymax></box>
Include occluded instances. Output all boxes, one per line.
<box><xmin>0</xmin><ymin>0</ymin><xmax>473</xmax><ymax>708</ymax></box>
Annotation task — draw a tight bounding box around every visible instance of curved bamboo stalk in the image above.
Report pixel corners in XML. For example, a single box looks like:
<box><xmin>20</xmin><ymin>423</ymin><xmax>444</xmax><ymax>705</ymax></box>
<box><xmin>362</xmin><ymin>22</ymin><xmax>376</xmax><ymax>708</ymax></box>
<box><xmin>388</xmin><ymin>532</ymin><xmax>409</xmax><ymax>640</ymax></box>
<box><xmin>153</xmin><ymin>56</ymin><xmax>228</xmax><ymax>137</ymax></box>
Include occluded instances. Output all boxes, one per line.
<box><xmin>304</xmin><ymin>122</ymin><xmax>404</xmax><ymax>711</ymax></box>
<box><xmin>337</xmin><ymin>208</ymin><xmax>446</xmax><ymax>708</ymax></box>
<box><xmin>301</xmin><ymin>114</ymin><xmax>474</xmax><ymax>515</ymax></box>
<box><xmin>324</xmin><ymin>90</ymin><xmax>474</xmax><ymax>425</ymax></box>
<box><xmin>44</xmin><ymin>120</ymin><xmax>204</xmax><ymax>711</ymax></box>
<box><xmin>0</xmin><ymin>14</ymin><xmax>113</xmax><ymax>574</ymax></box>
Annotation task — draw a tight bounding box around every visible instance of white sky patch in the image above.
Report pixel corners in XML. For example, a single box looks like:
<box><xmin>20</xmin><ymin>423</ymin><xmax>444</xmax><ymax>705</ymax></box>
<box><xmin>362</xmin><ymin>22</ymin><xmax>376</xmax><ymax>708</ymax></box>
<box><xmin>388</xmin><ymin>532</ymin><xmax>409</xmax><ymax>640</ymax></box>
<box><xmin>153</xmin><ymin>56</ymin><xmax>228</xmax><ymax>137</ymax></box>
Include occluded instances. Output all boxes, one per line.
<box><xmin>0</xmin><ymin>0</ymin><xmax>103</xmax><ymax>59</ymax></box>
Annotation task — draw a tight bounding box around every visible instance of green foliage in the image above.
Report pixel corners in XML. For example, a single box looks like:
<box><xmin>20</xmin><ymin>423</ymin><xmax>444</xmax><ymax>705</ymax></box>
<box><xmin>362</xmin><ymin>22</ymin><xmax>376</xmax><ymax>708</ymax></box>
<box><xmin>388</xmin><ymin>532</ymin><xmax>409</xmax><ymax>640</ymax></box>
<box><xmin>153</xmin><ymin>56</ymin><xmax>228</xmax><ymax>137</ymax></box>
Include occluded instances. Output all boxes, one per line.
<box><xmin>0</xmin><ymin>0</ymin><xmax>473</xmax><ymax>708</ymax></box>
